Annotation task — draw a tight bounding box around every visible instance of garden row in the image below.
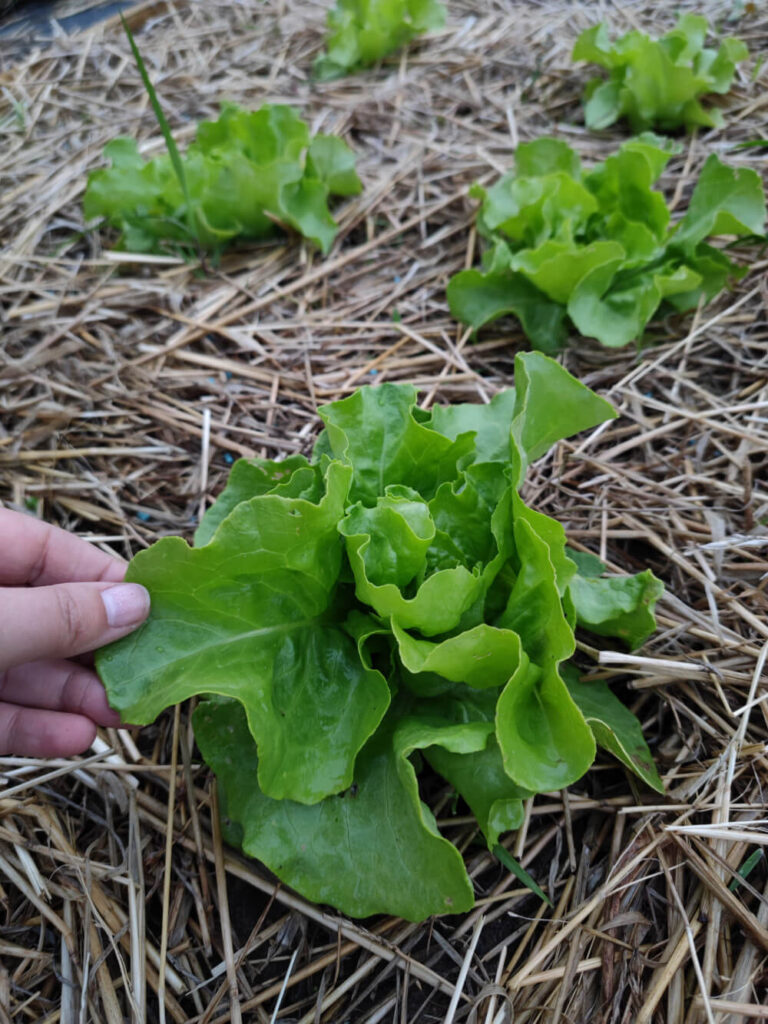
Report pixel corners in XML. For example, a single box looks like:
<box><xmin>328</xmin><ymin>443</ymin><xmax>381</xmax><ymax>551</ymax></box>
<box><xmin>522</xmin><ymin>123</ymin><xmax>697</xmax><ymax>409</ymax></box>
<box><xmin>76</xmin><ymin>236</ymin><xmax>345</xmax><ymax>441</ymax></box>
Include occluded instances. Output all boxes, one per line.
<box><xmin>93</xmin><ymin>5</ymin><xmax>766</xmax><ymax>921</ymax></box>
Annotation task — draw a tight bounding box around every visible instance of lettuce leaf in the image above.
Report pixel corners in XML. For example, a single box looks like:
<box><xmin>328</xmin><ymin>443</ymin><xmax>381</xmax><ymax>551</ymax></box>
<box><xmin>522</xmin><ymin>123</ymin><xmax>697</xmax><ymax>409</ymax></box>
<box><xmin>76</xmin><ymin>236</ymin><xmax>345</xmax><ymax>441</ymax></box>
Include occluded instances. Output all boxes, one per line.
<box><xmin>314</xmin><ymin>0</ymin><xmax>446</xmax><ymax>80</ymax></box>
<box><xmin>564</xmin><ymin>666</ymin><xmax>664</xmax><ymax>794</ymax></box>
<box><xmin>572</xmin><ymin>15</ymin><xmax>749</xmax><ymax>131</ymax></box>
<box><xmin>97</xmin><ymin>353</ymin><xmax>665</xmax><ymax>920</ymax></box>
<box><xmin>84</xmin><ymin>103</ymin><xmax>361</xmax><ymax>256</ymax></box>
<box><xmin>194</xmin><ymin>698</ymin><xmax>474</xmax><ymax>921</ymax></box>
<box><xmin>448</xmin><ymin>136</ymin><xmax>765</xmax><ymax>350</ymax></box>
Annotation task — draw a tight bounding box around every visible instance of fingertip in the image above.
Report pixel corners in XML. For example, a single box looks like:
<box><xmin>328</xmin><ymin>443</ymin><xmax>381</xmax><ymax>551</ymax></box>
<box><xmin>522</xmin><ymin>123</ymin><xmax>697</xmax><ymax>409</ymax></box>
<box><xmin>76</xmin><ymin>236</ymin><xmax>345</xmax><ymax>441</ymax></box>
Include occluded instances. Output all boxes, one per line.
<box><xmin>72</xmin><ymin>665</ymin><xmax>124</xmax><ymax>727</ymax></box>
<box><xmin>83</xmin><ymin>687</ymin><xmax>123</xmax><ymax>728</ymax></box>
<box><xmin>100</xmin><ymin>583</ymin><xmax>151</xmax><ymax>630</ymax></box>
<box><xmin>0</xmin><ymin>579</ymin><xmax>150</xmax><ymax>668</ymax></box>
<box><xmin>102</xmin><ymin>559</ymin><xmax>128</xmax><ymax>584</ymax></box>
<box><xmin>35</xmin><ymin>712</ymin><xmax>97</xmax><ymax>758</ymax></box>
<box><xmin>97</xmin><ymin>705</ymin><xmax>123</xmax><ymax>728</ymax></box>
<box><xmin>0</xmin><ymin>704</ymin><xmax>97</xmax><ymax>758</ymax></box>
<box><xmin>67</xmin><ymin>717</ymin><xmax>98</xmax><ymax>756</ymax></box>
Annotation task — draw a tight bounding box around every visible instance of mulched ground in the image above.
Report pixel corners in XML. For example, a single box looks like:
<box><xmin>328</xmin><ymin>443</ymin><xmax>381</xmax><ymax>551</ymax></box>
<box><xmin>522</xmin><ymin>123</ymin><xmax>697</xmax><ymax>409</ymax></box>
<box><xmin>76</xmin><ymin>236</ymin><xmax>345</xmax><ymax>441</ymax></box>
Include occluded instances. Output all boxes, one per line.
<box><xmin>1</xmin><ymin>1</ymin><xmax>768</xmax><ymax>1021</ymax></box>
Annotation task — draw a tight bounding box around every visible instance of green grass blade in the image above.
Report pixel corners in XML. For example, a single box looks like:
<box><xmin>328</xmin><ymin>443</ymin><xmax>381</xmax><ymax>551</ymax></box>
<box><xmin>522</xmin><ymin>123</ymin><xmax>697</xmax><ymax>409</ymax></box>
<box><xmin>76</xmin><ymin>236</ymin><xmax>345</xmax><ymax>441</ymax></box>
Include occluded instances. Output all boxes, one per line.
<box><xmin>493</xmin><ymin>844</ymin><xmax>553</xmax><ymax>907</ymax></box>
<box><xmin>729</xmin><ymin>848</ymin><xmax>763</xmax><ymax>892</ymax></box>
<box><xmin>120</xmin><ymin>14</ymin><xmax>191</xmax><ymax>226</ymax></box>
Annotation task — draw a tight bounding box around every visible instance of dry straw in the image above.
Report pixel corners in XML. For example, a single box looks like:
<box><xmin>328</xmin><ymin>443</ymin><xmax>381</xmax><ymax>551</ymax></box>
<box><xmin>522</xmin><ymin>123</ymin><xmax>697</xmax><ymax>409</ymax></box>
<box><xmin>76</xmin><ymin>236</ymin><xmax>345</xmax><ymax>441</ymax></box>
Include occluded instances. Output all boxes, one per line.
<box><xmin>1</xmin><ymin>0</ymin><xmax>768</xmax><ymax>1020</ymax></box>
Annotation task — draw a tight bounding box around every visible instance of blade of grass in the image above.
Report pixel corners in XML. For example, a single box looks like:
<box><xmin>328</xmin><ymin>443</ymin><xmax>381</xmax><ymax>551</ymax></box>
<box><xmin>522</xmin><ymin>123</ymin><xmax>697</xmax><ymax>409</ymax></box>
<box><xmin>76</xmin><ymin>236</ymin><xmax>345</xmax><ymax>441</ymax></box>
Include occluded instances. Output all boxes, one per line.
<box><xmin>493</xmin><ymin>844</ymin><xmax>552</xmax><ymax>907</ymax></box>
<box><xmin>120</xmin><ymin>14</ymin><xmax>193</xmax><ymax>239</ymax></box>
<box><xmin>729</xmin><ymin>848</ymin><xmax>764</xmax><ymax>892</ymax></box>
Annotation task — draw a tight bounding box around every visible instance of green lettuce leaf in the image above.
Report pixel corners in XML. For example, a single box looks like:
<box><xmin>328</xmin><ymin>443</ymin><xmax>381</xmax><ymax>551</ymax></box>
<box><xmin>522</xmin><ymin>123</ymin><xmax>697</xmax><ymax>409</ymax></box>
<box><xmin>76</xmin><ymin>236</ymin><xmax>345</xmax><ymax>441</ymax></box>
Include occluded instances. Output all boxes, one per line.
<box><xmin>318</xmin><ymin>381</ymin><xmax>475</xmax><ymax>504</ymax></box>
<box><xmin>670</xmin><ymin>154</ymin><xmax>767</xmax><ymax>256</ymax></box>
<box><xmin>195</xmin><ymin>455</ymin><xmax>322</xmax><ymax>547</ymax></box>
<box><xmin>567</xmin><ymin>255</ymin><xmax>664</xmax><ymax>349</ymax></box>
<box><xmin>98</xmin><ymin>353</ymin><xmax>664</xmax><ymax>920</ymax></box>
<box><xmin>194</xmin><ymin>699</ymin><xmax>473</xmax><ymax>921</ymax></box>
<box><xmin>509</xmin><ymin>240</ymin><xmax>624</xmax><ymax>306</ymax></box>
<box><xmin>392</xmin><ymin>620</ymin><xmax>524</xmax><ymax>690</ymax></box>
<box><xmin>476</xmin><ymin>165</ymin><xmax>597</xmax><ymax>248</ymax></box>
<box><xmin>496</xmin><ymin>658</ymin><xmax>596</xmax><ymax>792</ymax></box>
<box><xmin>564</xmin><ymin>667</ymin><xmax>664</xmax><ymax>793</ymax></box>
<box><xmin>427</xmin><ymin>464</ymin><xmax>511</xmax><ymax>571</ymax></box>
<box><xmin>314</xmin><ymin>0</ymin><xmax>446</xmax><ymax>80</ymax></box>
<box><xmin>428</xmin><ymin>389</ymin><xmax>518</xmax><ymax>463</ymax></box>
<box><xmin>84</xmin><ymin>103</ymin><xmax>361</xmax><ymax>256</ymax></box>
<box><xmin>568</xmin><ymin>565</ymin><xmax>664</xmax><ymax>650</ymax></box>
<box><xmin>342</xmin><ymin>522</ymin><xmax>484</xmax><ymax>635</ymax></box>
<box><xmin>448</xmin><ymin>136</ymin><xmax>765</xmax><ymax>351</ymax></box>
<box><xmin>306</xmin><ymin>134</ymin><xmax>364</xmax><ymax>196</ymax></box>
<box><xmin>509</xmin><ymin>348</ymin><xmax>616</xmax><ymax>468</ymax></box>
<box><xmin>572</xmin><ymin>15</ymin><xmax>749</xmax><ymax>131</ymax></box>
<box><xmin>420</xmin><ymin>723</ymin><xmax>529</xmax><ymax>849</ymax></box>
<box><xmin>446</xmin><ymin>267</ymin><xmax>568</xmax><ymax>352</ymax></box>
<box><xmin>96</xmin><ymin>462</ymin><xmax>391</xmax><ymax>805</ymax></box>
<box><xmin>661</xmin><ymin>244</ymin><xmax>746</xmax><ymax>313</ymax></box>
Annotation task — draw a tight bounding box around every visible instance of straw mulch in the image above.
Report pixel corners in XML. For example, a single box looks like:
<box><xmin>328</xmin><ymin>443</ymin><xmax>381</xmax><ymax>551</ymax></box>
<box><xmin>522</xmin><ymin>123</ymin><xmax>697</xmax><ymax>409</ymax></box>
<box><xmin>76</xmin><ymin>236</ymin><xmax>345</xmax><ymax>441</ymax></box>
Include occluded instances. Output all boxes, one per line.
<box><xmin>2</xmin><ymin>1</ymin><xmax>768</xmax><ymax>1020</ymax></box>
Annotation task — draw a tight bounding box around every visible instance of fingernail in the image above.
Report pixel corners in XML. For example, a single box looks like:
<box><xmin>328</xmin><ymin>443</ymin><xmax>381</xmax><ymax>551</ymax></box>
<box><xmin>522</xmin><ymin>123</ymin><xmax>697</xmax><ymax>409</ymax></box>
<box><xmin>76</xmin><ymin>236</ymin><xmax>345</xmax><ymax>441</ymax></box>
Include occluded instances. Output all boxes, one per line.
<box><xmin>101</xmin><ymin>584</ymin><xmax>150</xmax><ymax>628</ymax></box>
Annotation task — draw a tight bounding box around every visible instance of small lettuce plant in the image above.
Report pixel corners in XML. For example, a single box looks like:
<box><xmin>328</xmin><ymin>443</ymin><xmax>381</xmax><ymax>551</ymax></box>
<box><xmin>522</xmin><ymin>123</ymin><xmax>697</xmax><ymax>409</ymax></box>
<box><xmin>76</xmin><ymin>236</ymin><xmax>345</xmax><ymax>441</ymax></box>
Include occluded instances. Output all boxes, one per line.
<box><xmin>84</xmin><ymin>103</ymin><xmax>361</xmax><ymax>256</ymax></box>
<box><xmin>314</xmin><ymin>0</ymin><xmax>446</xmax><ymax>80</ymax></box>
<box><xmin>573</xmin><ymin>14</ymin><xmax>749</xmax><ymax>131</ymax></box>
<box><xmin>97</xmin><ymin>354</ymin><xmax>664</xmax><ymax>921</ymax></box>
<box><xmin>448</xmin><ymin>135</ymin><xmax>765</xmax><ymax>351</ymax></box>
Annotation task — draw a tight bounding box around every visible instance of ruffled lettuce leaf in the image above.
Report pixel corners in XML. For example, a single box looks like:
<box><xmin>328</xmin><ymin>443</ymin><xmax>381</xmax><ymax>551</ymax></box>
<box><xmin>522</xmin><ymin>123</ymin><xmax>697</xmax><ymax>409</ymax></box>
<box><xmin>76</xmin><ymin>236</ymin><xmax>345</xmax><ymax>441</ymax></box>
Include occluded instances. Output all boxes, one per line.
<box><xmin>425</xmin><ymin>733</ymin><xmax>528</xmax><ymax>850</ymax></box>
<box><xmin>195</xmin><ymin>455</ymin><xmax>323</xmax><ymax>547</ymax></box>
<box><xmin>496</xmin><ymin>658</ymin><xmax>596</xmax><ymax>792</ymax></box>
<box><xmin>84</xmin><ymin>103</ymin><xmax>361</xmax><ymax>256</ymax></box>
<box><xmin>405</xmin><ymin>693</ymin><xmax>530</xmax><ymax>849</ymax></box>
<box><xmin>96</xmin><ymin>462</ymin><xmax>391</xmax><ymax>805</ymax></box>
<box><xmin>569</xmin><ymin>564</ymin><xmax>664</xmax><ymax>650</ymax></box>
<box><xmin>448</xmin><ymin>136</ymin><xmax>765</xmax><ymax>350</ymax></box>
<box><xmin>314</xmin><ymin>0</ymin><xmax>446</xmax><ymax>80</ymax></box>
<box><xmin>446</xmin><ymin>266</ymin><xmax>568</xmax><ymax>352</ymax></box>
<box><xmin>98</xmin><ymin>353</ymin><xmax>664</xmax><ymax>920</ymax></box>
<box><xmin>572</xmin><ymin>15</ymin><xmax>749</xmax><ymax>131</ymax></box>
<box><xmin>194</xmin><ymin>699</ymin><xmax>474</xmax><ymax>921</ymax></box>
<box><xmin>392</xmin><ymin>619</ymin><xmax>524</xmax><ymax>690</ymax></box>
<box><xmin>670</xmin><ymin>154</ymin><xmax>767</xmax><ymax>256</ymax></box>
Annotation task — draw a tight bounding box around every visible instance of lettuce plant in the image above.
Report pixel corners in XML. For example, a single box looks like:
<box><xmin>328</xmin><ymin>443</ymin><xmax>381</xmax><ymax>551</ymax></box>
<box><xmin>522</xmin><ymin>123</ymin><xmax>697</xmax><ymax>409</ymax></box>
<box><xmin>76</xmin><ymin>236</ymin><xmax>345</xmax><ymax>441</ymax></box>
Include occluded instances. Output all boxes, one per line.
<box><xmin>448</xmin><ymin>135</ymin><xmax>765</xmax><ymax>351</ymax></box>
<box><xmin>84</xmin><ymin>103</ymin><xmax>361</xmax><ymax>255</ymax></box>
<box><xmin>314</xmin><ymin>0</ymin><xmax>446</xmax><ymax>80</ymax></box>
<box><xmin>97</xmin><ymin>354</ymin><xmax>664</xmax><ymax>921</ymax></box>
<box><xmin>573</xmin><ymin>14</ymin><xmax>749</xmax><ymax>131</ymax></box>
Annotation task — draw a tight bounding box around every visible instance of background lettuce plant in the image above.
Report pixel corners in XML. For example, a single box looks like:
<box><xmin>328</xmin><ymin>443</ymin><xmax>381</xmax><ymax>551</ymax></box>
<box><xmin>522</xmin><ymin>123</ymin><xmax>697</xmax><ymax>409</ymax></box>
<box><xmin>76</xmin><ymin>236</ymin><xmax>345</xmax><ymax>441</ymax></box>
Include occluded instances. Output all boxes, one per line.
<box><xmin>97</xmin><ymin>353</ymin><xmax>664</xmax><ymax>921</ymax></box>
<box><xmin>84</xmin><ymin>103</ymin><xmax>361</xmax><ymax>255</ymax></box>
<box><xmin>447</xmin><ymin>135</ymin><xmax>765</xmax><ymax>351</ymax></box>
<box><xmin>314</xmin><ymin>0</ymin><xmax>446</xmax><ymax>80</ymax></box>
<box><xmin>572</xmin><ymin>14</ymin><xmax>748</xmax><ymax>131</ymax></box>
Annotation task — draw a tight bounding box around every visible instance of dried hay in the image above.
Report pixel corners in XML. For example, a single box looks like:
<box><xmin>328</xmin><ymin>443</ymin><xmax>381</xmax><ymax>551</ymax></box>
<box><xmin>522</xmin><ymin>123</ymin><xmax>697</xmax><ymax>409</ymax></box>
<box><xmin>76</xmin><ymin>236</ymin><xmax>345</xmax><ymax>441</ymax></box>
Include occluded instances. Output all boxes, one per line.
<box><xmin>1</xmin><ymin>0</ymin><xmax>768</xmax><ymax>1020</ymax></box>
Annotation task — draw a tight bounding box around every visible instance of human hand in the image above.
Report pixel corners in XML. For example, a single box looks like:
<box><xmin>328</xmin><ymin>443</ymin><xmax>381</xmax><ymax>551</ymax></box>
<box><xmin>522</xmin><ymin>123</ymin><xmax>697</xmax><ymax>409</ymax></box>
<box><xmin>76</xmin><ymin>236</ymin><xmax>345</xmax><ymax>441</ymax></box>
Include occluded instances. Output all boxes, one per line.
<box><xmin>0</xmin><ymin>508</ymin><xmax>150</xmax><ymax>757</ymax></box>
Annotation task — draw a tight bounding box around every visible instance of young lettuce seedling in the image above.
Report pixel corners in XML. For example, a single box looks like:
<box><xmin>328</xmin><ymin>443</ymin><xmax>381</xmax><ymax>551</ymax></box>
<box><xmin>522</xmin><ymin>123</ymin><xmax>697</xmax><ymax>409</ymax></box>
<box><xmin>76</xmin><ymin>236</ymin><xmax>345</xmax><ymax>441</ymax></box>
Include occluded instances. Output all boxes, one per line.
<box><xmin>448</xmin><ymin>136</ymin><xmax>766</xmax><ymax>351</ymax></box>
<box><xmin>84</xmin><ymin>20</ymin><xmax>361</xmax><ymax>258</ymax></box>
<box><xmin>573</xmin><ymin>14</ymin><xmax>748</xmax><ymax>132</ymax></box>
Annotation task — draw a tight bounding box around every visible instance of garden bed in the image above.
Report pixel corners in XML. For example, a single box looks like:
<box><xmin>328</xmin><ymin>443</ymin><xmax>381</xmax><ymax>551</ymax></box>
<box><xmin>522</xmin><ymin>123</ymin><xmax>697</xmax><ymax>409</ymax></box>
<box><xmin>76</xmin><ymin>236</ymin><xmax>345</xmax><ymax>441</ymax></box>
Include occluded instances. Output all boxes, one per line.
<box><xmin>1</xmin><ymin>1</ymin><xmax>768</xmax><ymax>1020</ymax></box>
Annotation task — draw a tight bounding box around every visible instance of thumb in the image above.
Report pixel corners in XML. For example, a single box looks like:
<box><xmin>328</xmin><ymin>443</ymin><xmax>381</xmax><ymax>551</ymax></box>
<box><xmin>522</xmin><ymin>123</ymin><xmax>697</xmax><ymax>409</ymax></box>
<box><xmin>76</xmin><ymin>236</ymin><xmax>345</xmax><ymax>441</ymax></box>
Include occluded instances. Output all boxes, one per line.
<box><xmin>0</xmin><ymin>582</ymin><xmax>150</xmax><ymax>671</ymax></box>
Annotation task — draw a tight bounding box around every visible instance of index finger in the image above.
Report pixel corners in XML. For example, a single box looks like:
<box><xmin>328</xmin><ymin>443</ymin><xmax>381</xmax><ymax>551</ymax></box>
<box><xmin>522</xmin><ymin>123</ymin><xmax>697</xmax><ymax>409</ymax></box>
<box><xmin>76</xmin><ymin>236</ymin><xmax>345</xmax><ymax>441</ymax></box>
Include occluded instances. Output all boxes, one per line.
<box><xmin>0</xmin><ymin>508</ymin><xmax>126</xmax><ymax>586</ymax></box>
